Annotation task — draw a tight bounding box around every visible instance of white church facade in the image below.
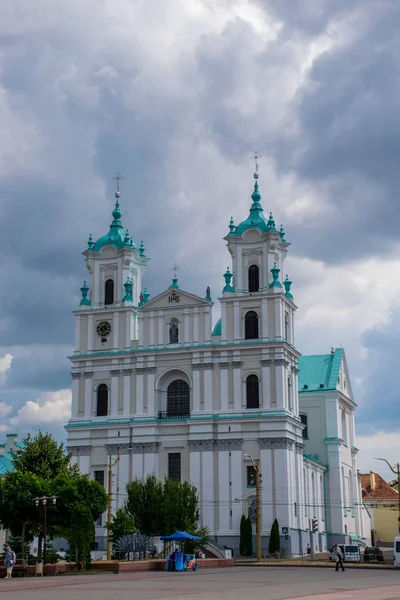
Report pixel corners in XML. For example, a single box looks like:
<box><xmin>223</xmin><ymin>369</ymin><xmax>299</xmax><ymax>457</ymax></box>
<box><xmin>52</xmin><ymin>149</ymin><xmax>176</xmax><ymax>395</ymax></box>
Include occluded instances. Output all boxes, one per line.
<box><xmin>66</xmin><ymin>172</ymin><xmax>370</xmax><ymax>554</ymax></box>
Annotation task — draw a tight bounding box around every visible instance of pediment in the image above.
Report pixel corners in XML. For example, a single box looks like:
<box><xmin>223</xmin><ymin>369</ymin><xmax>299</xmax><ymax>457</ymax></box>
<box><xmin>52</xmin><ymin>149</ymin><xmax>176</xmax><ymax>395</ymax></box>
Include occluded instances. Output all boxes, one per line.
<box><xmin>139</xmin><ymin>287</ymin><xmax>212</xmax><ymax>311</ymax></box>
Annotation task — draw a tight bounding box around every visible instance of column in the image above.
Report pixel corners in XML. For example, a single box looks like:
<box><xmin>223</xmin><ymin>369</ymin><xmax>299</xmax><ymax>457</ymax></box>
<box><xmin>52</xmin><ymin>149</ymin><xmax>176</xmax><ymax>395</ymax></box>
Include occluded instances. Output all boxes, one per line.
<box><xmin>217</xmin><ymin>445</ymin><xmax>229</xmax><ymax>532</ymax></box>
<box><xmin>221</xmin><ymin>303</ymin><xmax>227</xmax><ymax>344</ymax></box>
<box><xmin>220</xmin><ymin>362</ymin><xmax>229</xmax><ymax>411</ymax></box>
<box><xmin>184</xmin><ymin>310</ymin><xmax>190</xmax><ymax>345</ymax></box>
<box><xmin>158</xmin><ymin>311</ymin><xmax>164</xmax><ymax>346</ymax></box>
<box><xmin>232</xmin><ymin>361</ymin><xmax>242</xmax><ymax>411</ymax></box>
<box><xmin>138</xmin><ymin>314</ymin><xmax>144</xmax><ymax>349</ymax></box>
<box><xmin>113</xmin><ymin>312</ymin><xmax>119</xmax><ymax>350</ymax></box>
<box><xmin>189</xmin><ymin>443</ymin><xmax>201</xmax><ymax>488</ymax></box>
<box><xmin>110</xmin><ymin>370</ymin><xmax>120</xmax><ymax>416</ymax></box>
<box><xmin>87</xmin><ymin>315</ymin><xmax>94</xmax><ymax>351</ymax></box>
<box><xmin>132</xmin><ymin>449</ymin><xmax>144</xmax><ymax>480</ymax></box>
<box><xmin>295</xmin><ymin>443</ymin><xmax>305</xmax><ymax>530</ymax></box>
<box><xmin>125</xmin><ymin>314</ymin><xmax>132</xmax><ymax>349</ymax></box>
<box><xmin>275</xmin><ymin>359</ymin><xmax>287</xmax><ymax>409</ymax></box>
<box><xmin>233</xmin><ymin>301</ymin><xmax>240</xmax><ymax>342</ymax></box>
<box><xmin>201</xmin><ymin>442</ymin><xmax>215</xmax><ymax>531</ymax></box>
<box><xmin>71</xmin><ymin>373</ymin><xmax>81</xmax><ymax>418</ymax></box>
<box><xmin>117</xmin><ymin>453</ymin><xmax>130</xmax><ymax>509</ymax></box>
<box><xmin>84</xmin><ymin>371</ymin><xmax>94</xmax><ymax>419</ymax></box>
<box><xmin>123</xmin><ymin>369</ymin><xmax>132</xmax><ymax>416</ymax></box>
<box><xmin>273</xmin><ymin>439</ymin><xmax>292</xmax><ymax>529</ymax></box>
<box><xmin>260</xmin><ymin>442</ymin><xmax>274</xmax><ymax>533</ymax></box>
<box><xmin>149</xmin><ymin>311</ymin><xmax>155</xmax><ymax>347</ymax></box>
<box><xmin>192</xmin><ymin>366</ymin><xmax>201</xmax><ymax>413</ymax></box>
<box><xmin>204</xmin><ymin>308</ymin><xmax>211</xmax><ymax>344</ymax></box>
<box><xmin>274</xmin><ymin>299</ymin><xmax>283</xmax><ymax>340</ymax></box>
<box><xmin>230</xmin><ymin>444</ymin><xmax>243</xmax><ymax>534</ymax></box>
<box><xmin>236</xmin><ymin>249</ymin><xmax>243</xmax><ymax>291</ymax></box>
<box><xmin>74</xmin><ymin>315</ymin><xmax>81</xmax><ymax>353</ymax></box>
<box><xmin>193</xmin><ymin>307</ymin><xmax>199</xmax><ymax>345</ymax></box>
<box><xmin>136</xmin><ymin>367</ymin><xmax>145</xmax><ymax>415</ymax></box>
<box><xmin>146</xmin><ymin>366</ymin><xmax>156</xmax><ymax>416</ymax></box>
<box><xmin>261</xmin><ymin>359</ymin><xmax>271</xmax><ymax>409</ymax></box>
<box><xmin>203</xmin><ymin>364</ymin><xmax>213</xmax><ymax>413</ymax></box>
<box><xmin>261</xmin><ymin>298</ymin><xmax>268</xmax><ymax>339</ymax></box>
<box><xmin>144</xmin><ymin>445</ymin><xmax>158</xmax><ymax>477</ymax></box>
<box><xmin>78</xmin><ymin>450</ymin><xmax>90</xmax><ymax>475</ymax></box>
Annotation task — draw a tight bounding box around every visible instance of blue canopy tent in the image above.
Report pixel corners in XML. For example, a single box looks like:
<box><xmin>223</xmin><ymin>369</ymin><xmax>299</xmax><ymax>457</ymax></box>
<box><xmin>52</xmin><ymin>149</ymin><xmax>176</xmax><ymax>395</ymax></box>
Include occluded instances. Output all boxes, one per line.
<box><xmin>161</xmin><ymin>532</ymin><xmax>200</xmax><ymax>572</ymax></box>
<box><xmin>160</xmin><ymin>531</ymin><xmax>200</xmax><ymax>541</ymax></box>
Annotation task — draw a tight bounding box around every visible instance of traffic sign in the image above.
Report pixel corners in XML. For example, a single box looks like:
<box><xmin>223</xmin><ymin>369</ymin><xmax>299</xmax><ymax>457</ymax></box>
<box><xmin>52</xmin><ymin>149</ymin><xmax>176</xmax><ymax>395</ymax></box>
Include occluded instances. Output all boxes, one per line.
<box><xmin>282</xmin><ymin>527</ymin><xmax>288</xmax><ymax>534</ymax></box>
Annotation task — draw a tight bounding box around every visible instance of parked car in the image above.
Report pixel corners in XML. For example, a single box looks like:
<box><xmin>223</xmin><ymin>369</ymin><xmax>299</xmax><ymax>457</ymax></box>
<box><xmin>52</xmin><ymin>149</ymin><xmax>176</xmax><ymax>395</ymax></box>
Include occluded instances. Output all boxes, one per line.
<box><xmin>363</xmin><ymin>546</ymin><xmax>384</xmax><ymax>562</ymax></box>
<box><xmin>329</xmin><ymin>545</ymin><xmax>360</xmax><ymax>562</ymax></box>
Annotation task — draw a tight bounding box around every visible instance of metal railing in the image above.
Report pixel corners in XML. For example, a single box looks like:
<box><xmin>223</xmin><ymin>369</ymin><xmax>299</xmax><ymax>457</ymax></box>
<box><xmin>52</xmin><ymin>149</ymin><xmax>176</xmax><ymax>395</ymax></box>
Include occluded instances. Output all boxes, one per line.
<box><xmin>158</xmin><ymin>411</ymin><xmax>191</xmax><ymax>419</ymax></box>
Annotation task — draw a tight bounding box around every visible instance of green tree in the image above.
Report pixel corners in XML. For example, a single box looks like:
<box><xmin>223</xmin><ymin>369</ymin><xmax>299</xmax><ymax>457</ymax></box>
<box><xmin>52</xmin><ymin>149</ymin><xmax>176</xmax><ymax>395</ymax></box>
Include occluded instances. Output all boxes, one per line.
<box><xmin>68</xmin><ymin>503</ymin><xmax>95</xmax><ymax>571</ymax></box>
<box><xmin>239</xmin><ymin>515</ymin><xmax>253</xmax><ymax>556</ymax></box>
<box><xmin>268</xmin><ymin>518</ymin><xmax>280</xmax><ymax>554</ymax></box>
<box><xmin>126</xmin><ymin>475</ymin><xmax>199</xmax><ymax>536</ymax></box>
<box><xmin>126</xmin><ymin>475</ymin><xmax>164</xmax><ymax>535</ymax></box>
<box><xmin>12</xmin><ymin>432</ymin><xmax>75</xmax><ymax>479</ymax></box>
<box><xmin>107</xmin><ymin>507</ymin><xmax>136</xmax><ymax>544</ymax></box>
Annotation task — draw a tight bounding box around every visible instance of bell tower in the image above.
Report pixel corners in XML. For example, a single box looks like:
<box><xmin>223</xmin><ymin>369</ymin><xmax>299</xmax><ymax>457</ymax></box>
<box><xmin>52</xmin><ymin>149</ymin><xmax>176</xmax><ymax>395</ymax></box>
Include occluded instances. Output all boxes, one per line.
<box><xmin>74</xmin><ymin>175</ymin><xmax>150</xmax><ymax>356</ymax></box>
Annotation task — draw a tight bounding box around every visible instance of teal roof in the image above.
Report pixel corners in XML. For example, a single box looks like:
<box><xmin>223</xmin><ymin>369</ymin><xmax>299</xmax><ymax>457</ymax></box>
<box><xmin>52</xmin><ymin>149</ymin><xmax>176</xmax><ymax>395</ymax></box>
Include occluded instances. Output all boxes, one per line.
<box><xmin>298</xmin><ymin>348</ymin><xmax>343</xmax><ymax>392</ymax></box>
<box><xmin>229</xmin><ymin>178</ymin><xmax>277</xmax><ymax>237</ymax></box>
<box><xmin>90</xmin><ymin>195</ymin><xmax>137</xmax><ymax>253</ymax></box>
<box><xmin>212</xmin><ymin>318</ymin><xmax>221</xmax><ymax>336</ymax></box>
<box><xmin>0</xmin><ymin>437</ymin><xmax>22</xmax><ymax>476</ymax></box>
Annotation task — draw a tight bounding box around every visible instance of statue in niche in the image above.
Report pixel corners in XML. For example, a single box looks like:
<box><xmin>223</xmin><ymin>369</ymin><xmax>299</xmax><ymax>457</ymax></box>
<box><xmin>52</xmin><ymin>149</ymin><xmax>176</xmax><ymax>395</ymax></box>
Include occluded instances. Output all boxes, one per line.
<box><xmin>169</xmin><ymin>320</ymin><xmax>179</xmax><ymax>344</ymax></box>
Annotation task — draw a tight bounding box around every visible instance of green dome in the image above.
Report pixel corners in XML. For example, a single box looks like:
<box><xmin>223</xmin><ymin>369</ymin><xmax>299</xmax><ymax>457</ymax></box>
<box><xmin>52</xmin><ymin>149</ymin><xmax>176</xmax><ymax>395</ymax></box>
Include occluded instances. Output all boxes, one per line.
<box><xmin>232</xmin><ymin>180</ymin><xmax>269</xmax><ymax>236</ymax></box>
<box><xmin>212</xmin><ymin>318</ymin><xmax>221</xmax><ymax>336</ymax></box>
<box><xmin>91</xmin><ymin>197</ymin><xmax>137</xmax><ymax>252</ymax></box>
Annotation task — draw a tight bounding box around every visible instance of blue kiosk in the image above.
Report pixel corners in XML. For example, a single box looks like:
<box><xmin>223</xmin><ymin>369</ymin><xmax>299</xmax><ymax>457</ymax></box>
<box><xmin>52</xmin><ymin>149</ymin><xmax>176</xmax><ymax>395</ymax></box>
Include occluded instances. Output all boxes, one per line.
<box><xmin>161</xmin><ymin>531</ymin><xmax>200</xmax><ymax>572</ymax></box>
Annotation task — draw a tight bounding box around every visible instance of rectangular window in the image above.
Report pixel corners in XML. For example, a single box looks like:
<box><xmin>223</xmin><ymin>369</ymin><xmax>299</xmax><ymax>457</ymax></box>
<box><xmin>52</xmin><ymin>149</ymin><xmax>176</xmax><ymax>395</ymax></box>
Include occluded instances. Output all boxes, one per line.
<box><xmin>95</xmin><ymin>515</ymin><xmax>102</xmax><ymax>527</ymax></box>
<box><xmin>300</xmin><ymin>414</ymin><xmax>308</xmax><ymax>439</ymax></box>
<box><xmin>294</xmin><ymin>502</ymin><xmax>297</xmax><ymax>517</ymax></box>
<box><xmin>94</xmin><ymin>470</ymin><xmax>105</xmax><ymax>487</ymax></box>
<box><xmin>168</xmin><ymin>453</ymin><xmax>181</xmax><ymax>481</ymax></box>
<box><xmin>247</xmin><ymin>465</ymin><xmax>256</xmax><ymax>487</ymax></box>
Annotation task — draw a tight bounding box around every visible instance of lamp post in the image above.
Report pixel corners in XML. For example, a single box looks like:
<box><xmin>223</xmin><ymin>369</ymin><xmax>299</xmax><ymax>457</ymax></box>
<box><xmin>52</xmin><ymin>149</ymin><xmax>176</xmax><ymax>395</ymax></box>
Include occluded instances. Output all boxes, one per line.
<box><xmin>245</xmin><ymin>454</ymin><xmax>262</xmax><ymax>562</ymax></box>
<box><xmin>374</xmin><ymin>457</ymin><xmax>400</xmax><ymax>532</ymax></box>
<box><xmin>34</xmin><ymin>496</ymin><xmax>57</xmax><ymax>565</ymax></box>
<box><xmin>107</xmin><ymin>453</ymin><xmax>121</xmax><ymax>561</ymax></box>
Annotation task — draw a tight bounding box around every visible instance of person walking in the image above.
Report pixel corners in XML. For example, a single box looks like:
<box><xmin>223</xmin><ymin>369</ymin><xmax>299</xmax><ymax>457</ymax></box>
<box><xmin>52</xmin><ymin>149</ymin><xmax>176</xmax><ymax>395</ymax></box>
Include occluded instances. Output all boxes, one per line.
<box><xmin>332</xmin><ymin>544</ymin><xmax>345</xmax><ymax>572</ymax></box>
<box><xmin>4</xmin><ymin>546</ymin><xmax>16</xmax><ymax>579</ymax></box>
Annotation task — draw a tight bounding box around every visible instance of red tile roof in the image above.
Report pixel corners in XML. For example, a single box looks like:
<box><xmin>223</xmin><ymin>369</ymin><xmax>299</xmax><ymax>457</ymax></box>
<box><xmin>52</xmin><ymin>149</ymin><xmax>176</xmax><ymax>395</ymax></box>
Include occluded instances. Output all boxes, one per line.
<box><xmin>361</xmin><ymin>472</ymin><xmax>399</xmax><ymax>500</ymax></box>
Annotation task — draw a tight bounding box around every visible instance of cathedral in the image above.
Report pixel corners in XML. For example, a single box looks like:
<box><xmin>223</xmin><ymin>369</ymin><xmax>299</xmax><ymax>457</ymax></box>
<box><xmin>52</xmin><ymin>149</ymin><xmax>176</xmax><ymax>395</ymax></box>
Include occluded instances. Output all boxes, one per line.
<box><xmin>66</xmin><ymin>170</ymin><xmax>370</xmax><ymax>554</ymax></box>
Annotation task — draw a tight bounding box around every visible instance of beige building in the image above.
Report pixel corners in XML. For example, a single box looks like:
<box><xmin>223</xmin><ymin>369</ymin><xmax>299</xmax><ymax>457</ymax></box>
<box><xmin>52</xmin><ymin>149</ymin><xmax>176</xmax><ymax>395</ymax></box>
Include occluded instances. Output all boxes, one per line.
<box><xmin>361</xmin><ymin>472</ymin><xmax>399</xmax><ymax>545</ymax></box>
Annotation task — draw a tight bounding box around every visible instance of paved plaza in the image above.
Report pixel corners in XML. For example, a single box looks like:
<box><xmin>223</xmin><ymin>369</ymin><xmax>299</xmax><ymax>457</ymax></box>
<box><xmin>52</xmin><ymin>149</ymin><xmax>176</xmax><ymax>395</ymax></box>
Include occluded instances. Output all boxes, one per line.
<box><xmin>0</xmin><ymin>567</ymin><xmax>399</xmax><ymax>600</ymax></box>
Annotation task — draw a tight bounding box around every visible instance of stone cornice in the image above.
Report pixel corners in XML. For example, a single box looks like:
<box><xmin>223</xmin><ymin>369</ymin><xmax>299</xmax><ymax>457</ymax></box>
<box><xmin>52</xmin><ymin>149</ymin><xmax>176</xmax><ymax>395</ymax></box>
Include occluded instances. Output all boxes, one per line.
<box><xmin>110</xmin><ymin>369</ymin><xmax>121</xmax><ymax>376</ymax></box>
<box><xmin>216</xmin><ymin>438</ymin><xmax>243</xmax><ymax>451</ymax></box>
<box><xmin>232</xmin><ymin>361</ymin><xmax>243</xmax><ymax>368</ymax></box>
<box><xmin>260</xmin><ymin>359</ymin><xmax>272</xmax><ymax>367</ymax></box>
<box><xmin>188</xmin><ymin>439</ymin><xmax>216</xmax><ymax>451</ymax></box>
<box><xmin>259</xmin><ymin>437</ymin><xmax>294</xmax><ymax>450</ymax></box>
<box><xmin>128</xmin><ymin>442</ymin><xmax>160</xmax><ymax>454</ymax></box>
<box><xmin>123</xmin><ymin>368</ymin><xmax>133</xmax><ymax>375</ymax></box>
<box><xmin>71</xmin><ymin>372</ymin><xmax>81</xmax><ymax>379</ymax></box>
<box><xmin>68</xmin><ymin>445</ymin><xmax>91</xmax><ymax>456</ymax></box>
<box><xmin>219</xmin><ymin>362</ymin><xmax>230</xmax><ymax>369</ymax></box>
<box><xmin>84</xmin><ymin>371</ymin><xmax>94</xmax><ymax>378</ymax></box>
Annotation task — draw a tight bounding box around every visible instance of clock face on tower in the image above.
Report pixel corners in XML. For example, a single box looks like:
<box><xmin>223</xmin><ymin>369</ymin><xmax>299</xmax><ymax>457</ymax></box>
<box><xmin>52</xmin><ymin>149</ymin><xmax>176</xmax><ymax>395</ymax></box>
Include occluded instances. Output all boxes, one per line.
<box><xmin>96</xmin><ymin>321</ymin><xmax>112</xmax><ymax>340</ymax></box>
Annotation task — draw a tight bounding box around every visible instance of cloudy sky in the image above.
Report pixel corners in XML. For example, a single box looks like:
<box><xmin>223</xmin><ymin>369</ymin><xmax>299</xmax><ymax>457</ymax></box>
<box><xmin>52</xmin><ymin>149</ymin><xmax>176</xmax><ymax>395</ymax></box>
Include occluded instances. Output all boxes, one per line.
<box><xmin>0</xmin><ymin>0</ymin><xmax>399</xmax><ymax>481</ymax></box>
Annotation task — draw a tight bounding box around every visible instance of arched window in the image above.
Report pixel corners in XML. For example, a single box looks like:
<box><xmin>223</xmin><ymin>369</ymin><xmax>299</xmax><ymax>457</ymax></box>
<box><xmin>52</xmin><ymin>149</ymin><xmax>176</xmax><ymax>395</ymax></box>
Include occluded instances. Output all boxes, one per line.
<box><xmin>288</xmin><ymin>376</ymin><xmax>293</xmax><ymax>411</ymax></box>
<box><xmin>246</xmin><ymin>374</ymin><xmax>259</xmax><ymax>409</ymax></box>
<box><xmin>248</xmin><ymin>265</ymin><xmax>259</xmax><ymax>293</ymax></box>
<box><xmin>167</xmin><ymin>379</ymin><xmax>190</xmax><ymax>417</ymax></box>
<box><xmin>245</xmin><ymin>311</ymin><xmax>259</xmax><ymax>339</ymax></box>
<box><xmin>104</xmin><ymin>279</ymin><xmax>114</xmax><ymax>305</ymax></box>
<box><xmin>169</xmin><ymin>318</ymin><xmax>179</xmax><ymax>344</ymax></box>
<box><xmin>96</xmin><ymin>384</ymin><xmax>108</xmax><ymax>417</ymax></box>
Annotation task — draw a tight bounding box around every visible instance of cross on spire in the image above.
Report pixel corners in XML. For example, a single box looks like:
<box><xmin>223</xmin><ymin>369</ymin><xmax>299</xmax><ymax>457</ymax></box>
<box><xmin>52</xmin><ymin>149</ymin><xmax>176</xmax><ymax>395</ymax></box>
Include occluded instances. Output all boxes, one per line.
<box><xmin>113</xmin><ymin>172</ymin><xmax>124</xmax><ymax>197</ymax></box>
<box><xmin>172</xmin><ymin>261</ymin><xmax>179</xmax><ymax>279</ymax></box>
<box><xmin>251</xmin><ymin>152</ymin><xmax>262</xmax><ymax>179</ymax></box>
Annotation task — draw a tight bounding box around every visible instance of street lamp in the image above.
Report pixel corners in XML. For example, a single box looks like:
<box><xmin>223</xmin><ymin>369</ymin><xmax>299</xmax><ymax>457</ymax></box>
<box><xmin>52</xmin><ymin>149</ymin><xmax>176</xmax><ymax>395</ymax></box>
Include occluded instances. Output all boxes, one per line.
<box><xmin>244</xmin><ymin>453</ymin><xmax>262</xmax><ymax>562</ymax></box>
<box><xmin>374</xmin><ymin>457</ymin><xmax>400</xmax><ymax>533</ymax></box>
<box><xmin>34</xmin><ymin>496</ymin><xmax>57</xmax><ymax>565</ymax></box>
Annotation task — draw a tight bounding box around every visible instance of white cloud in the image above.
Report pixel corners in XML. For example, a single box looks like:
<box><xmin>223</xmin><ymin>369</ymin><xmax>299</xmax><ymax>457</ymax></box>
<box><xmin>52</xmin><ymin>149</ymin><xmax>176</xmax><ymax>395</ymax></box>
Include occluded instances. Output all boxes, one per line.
<box><xmin>356</xmin><ymin>431</ymin><xmax>400</xmax><ymax>482</ymax></box>
<box><xmin>0</xmin><ymin>402</ymin><xmax>11</xmax><ymax>419</ymax></box>
<box><xmin>11</xmin><ymin>389</ymin><xmax>72</xmax><ymax>426</ymax></box>
<box><xmin>0</xmin><ymin>353</ymin><xmax>12</xmax><ymax>384</ymax></box>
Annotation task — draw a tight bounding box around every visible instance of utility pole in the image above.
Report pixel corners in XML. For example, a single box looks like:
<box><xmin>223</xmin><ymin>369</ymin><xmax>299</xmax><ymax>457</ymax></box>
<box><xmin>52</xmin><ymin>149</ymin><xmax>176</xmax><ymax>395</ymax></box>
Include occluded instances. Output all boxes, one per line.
<box><xmin>107</xmin><ymin>453</ymin><xmax>120</xmax><ymax>561</ymax></box>
<box><xmin>375</xmin><ymin>458</ymin><xmax>400</xmax><ymax>532</ymax></box>
<box><xmin>245</xmin><ymin>454</ymin><xmax>262</xmax><ymax>562</ymax></box>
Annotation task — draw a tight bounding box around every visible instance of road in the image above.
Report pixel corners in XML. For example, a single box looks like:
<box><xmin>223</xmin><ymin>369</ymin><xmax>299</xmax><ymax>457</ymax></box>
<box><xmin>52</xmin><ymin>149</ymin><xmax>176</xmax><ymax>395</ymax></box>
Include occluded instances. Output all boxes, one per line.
<box><xmin>0</xmin><ymin>566</ymin><xmax>399</xmax><ymax>600</ymax></box>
